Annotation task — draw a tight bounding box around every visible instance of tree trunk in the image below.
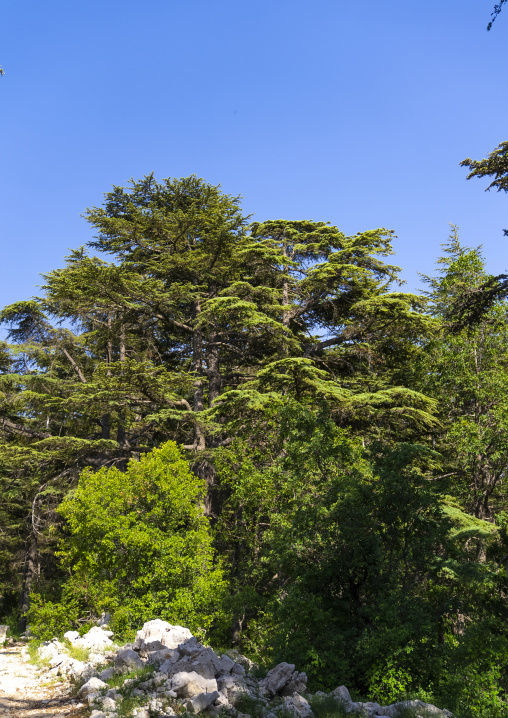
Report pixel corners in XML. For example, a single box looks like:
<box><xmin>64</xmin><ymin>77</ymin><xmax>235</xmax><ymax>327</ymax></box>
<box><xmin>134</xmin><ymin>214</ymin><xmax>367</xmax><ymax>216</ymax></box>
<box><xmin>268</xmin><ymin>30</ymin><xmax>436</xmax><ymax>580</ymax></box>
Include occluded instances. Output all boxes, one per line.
<box><xmin>19</xmin><ymin>506</ymin><xmax>39</xmax><ymax>632</ymax></box>
<box><xmin>192</xmin><ymin>300</ymin><xmax>206</xmax><ymax>451</ymax></box>
<box><xmin>100</xmin><ymin>414</ymin><xmax>110</xmax><ymax>440</ymax></box>
<box><xmin>101</xmin><ymin>315</ymin><xmax>113</xmax><ymax>440</ymax></box>
<box><xmin>117</xmin><ymin>323</ymin><xmax>128</xmax><ymax>470</ymax></box>
<box><xmin>282</xmin><ymin>241</ymin><xmax>290</xmax><ymax>329</ymax></box>
<box><xmin>208</xmin><ymin>336</ymin><xmax>221</xmax><ymax>407</ymax></box>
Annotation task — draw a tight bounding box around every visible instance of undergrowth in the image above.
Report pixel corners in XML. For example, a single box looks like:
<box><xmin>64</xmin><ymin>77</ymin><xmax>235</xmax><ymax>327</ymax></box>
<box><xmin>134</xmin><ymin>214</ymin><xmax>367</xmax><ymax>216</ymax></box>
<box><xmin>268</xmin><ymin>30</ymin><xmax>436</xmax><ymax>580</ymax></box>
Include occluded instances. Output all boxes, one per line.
<box><xmin>309</xmin><ymin>694</ymin><xmax>348</xmax><ymax>718</ymax></box>
<box><xmin>116</xmin><ymin>694</ymin><xmax>147</xmax><ymax>717</ymax></box>
<box><xmin>63</xmin><ymin>639</ymin><xmax>90</xmax><ymax>662</ymax></box>
<box><xmin>234</xmin><ymin>693</ymin><xmax>267</xmax><ymax>718</ymax></box>
<box><xmin>27</xmin><ymin>639</ymin><xmax>51</xmax><ymax>669</ymax></box>
<box><xmin>106</xmin><ymin>664</ymin><xmax>155</xmax><ymax>691</ymax></box>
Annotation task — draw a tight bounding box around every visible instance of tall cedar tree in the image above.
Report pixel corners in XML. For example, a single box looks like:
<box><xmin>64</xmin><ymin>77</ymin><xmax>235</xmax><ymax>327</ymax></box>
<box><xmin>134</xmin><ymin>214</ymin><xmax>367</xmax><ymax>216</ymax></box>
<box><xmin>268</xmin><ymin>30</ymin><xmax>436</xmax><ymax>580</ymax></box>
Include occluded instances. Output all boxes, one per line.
<box><xmin>1</xmin><ymin>174</ymin><xmax>436</xmax><ymax>623</ymax></box>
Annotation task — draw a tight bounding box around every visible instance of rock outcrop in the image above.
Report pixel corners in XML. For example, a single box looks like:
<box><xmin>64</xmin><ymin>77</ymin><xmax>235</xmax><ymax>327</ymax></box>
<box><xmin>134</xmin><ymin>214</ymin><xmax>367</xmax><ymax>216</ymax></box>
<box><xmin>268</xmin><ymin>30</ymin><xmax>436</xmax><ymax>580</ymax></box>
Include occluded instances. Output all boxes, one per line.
<box><xmin>32</xmin><ymin>618</ymin><xmax>452</xmax><ymax>718</ymax></box>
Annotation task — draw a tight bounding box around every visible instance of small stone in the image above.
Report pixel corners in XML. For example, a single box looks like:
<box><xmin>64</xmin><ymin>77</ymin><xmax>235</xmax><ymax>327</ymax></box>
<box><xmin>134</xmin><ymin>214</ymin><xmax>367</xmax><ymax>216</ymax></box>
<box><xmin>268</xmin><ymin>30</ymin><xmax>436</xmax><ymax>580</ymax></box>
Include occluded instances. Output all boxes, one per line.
<box><xmin>259</xmin><ymin>663</ymin><xmax>295</xmax><ymax>697</ymax></box>
<box><xmin>101</xmin><ymin>696</ymin><xmax>117</xmax><ymax>711</ymax></box>
<box><xmin>331</xmin><ymin>686</ymin><xmax>352</xmax><ymax>703</ymax></box>
<box><xmin>186</xmin><ymin>690</ymin><xmax>220</xmax><ymax>713</ymax></box>
<box><xmin>78</xmin><ymin>677</ymin><xmax>108</xmax><ymax>697</ymax></box>
<box><xmin>171</xmin><ymin>670</ymin><xmax>217</xmax><ymax>697</ymax></box>
<box><xmin>63</xmin><ymin>630</ymin><xmax>80</xmax><ymax>643</ymax></box>
<box><xmin>106</xmin><ymin>689</ymin><xmax>122</xmax><ymax>701</ymax></box>
<box><xmin>114</xmin><ymin>647</ymin><xmax>144</xmax><ymax>673</ymax></box>
<box><xmin>283</xmin><ymin>692</ymin><xmax>312</xmax><ymax>718</ymax></box>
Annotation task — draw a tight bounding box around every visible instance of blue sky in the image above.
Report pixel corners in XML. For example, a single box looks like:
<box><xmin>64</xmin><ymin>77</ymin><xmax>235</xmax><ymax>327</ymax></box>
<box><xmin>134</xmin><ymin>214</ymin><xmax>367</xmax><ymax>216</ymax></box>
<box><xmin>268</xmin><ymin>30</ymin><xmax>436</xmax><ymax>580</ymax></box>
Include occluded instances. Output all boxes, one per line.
<box><xmin>0</xmin><ymin>0</ymin><xmax>507</xmax><ymax>310</ymax></box>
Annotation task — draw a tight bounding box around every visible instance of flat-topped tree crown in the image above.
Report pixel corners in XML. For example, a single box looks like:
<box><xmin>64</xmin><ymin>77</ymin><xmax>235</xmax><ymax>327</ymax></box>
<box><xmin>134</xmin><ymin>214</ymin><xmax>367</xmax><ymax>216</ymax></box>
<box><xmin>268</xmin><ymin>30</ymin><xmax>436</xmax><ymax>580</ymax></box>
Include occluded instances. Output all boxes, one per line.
<box><xmin>86</xmin><ymin>174</ymin><xmax>248</xmax><ymax>273</ymax></box>
<box><xmin>246</xmin><ymin>219</ymin><xmax>401</xmax><ymax>349</ymax></box>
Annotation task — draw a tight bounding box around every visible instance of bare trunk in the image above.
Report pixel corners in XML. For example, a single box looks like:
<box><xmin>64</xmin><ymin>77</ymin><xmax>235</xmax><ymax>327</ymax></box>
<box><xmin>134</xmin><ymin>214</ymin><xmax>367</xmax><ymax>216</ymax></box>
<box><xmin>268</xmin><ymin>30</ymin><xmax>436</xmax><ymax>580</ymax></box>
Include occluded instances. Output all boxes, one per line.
<box><xmin>19</xmin><ymin>506</ymin><xmax>39</xmax><ymax>632</ymax></box>
<box><xmin>117</xmin><ymin>323</ymin><xmax>128</xmax><ymax>470</ymax></box>
<box><xmin>192</xmin><ymin>300</ymin><xmax>206</xmax><ymax>451</ymax></box>
<box><xmin>282</xmin><ymin>243</ymin><xmax>290</xmax><ymax>329</ymax></box>
<box><xmin>101</xmin><ymin>316</ymin><xmax>113</xmax><ymax>440</ymax></box>
<box><xmin>208</xmin><ymin>336</ymin><xmax>221</xmax><ymax>407</ymax></box>
<box><xmin>100</xmin><ymin>414</ymin><xmax>110</xmax><ymax>440</ymax></box>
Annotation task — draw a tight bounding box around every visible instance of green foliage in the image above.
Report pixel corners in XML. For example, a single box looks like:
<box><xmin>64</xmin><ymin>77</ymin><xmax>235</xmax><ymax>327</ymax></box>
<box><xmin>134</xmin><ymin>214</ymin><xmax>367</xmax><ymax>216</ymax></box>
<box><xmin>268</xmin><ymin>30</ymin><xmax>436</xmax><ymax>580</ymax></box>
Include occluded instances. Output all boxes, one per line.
<box><xmin>29</xmin><ymin>442</ymin><xmax>226</xmax><ymax>637</ymax></box>
<box><xmin>234</xmin><ymin>693</ymin><xmax>267</xmax><ymax>718</ymax></box>
<box><xmin>215</xmin><ymin>400</ymin><xmax>508</xmax><ymax>715</ymax></box>
<box><xmin>64</xmin><ymin>640</ymin><xmax>90</xmax><ymax>662</ymax></box>
<box><xmin>105</xmin><ymin>664</ymin><xmax>155</xmax><ymax>690</ymax></box>
<box><xmin>462</xmin><ymin>140</ymin><xmax>508</xmax><ymax>194</ymax></box>
<box><xmin>309</xmin><ymin>694</ymin><xmax>348</xmax><ymax>718</ymax></box>
<box><xmin>26</xmin><ymin>639</ymin><xmax>51</xmax><ymax>669</ymax></box>
<box><xmin>4</xmin><ymin>176</ymin><xmax>508</xmax><ymax>716</ymax></box>
<box><xmin>28</xmin><ymin>593</ymin><xmax>81</xmax><ymax>640</ymax></box>
<box><xmin>420</xmin><ymin>230</ymin><xmax>508</xmax><ymax>520</ymax></box>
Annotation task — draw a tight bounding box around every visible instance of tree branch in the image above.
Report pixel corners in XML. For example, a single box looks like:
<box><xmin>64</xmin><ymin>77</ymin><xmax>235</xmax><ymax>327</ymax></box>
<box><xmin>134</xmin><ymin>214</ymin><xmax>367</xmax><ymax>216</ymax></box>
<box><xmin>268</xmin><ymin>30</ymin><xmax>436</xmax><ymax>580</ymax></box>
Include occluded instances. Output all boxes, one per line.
<box><xmin>61</xmin><ymin>347</ymin><xmax>87</xmax><ymax>384</ymax></box>
<box><xmin>0</xmin><ymin>416</ymin><xmax>51</xmax><ymax>440</ymax></box>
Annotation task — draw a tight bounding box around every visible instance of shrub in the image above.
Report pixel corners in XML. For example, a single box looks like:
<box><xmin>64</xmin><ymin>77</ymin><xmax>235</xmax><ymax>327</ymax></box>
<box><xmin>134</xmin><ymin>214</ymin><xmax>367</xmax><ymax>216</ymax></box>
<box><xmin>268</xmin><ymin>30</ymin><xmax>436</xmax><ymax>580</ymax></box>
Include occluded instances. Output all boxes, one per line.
<box><xmin>29</xmin><ymin>442</ymin><xmax>226</xmax><ymax>638</ymax></box>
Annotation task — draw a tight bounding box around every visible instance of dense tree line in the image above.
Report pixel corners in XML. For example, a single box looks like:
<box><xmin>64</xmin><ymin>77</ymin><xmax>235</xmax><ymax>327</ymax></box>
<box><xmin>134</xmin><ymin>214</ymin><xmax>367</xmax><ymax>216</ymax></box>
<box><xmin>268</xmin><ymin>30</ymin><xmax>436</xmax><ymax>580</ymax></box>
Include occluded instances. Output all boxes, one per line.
<box><xmin>2</xmin><ymin>176</ymin><xmax>508</xmax><ymax>716</ymax></box>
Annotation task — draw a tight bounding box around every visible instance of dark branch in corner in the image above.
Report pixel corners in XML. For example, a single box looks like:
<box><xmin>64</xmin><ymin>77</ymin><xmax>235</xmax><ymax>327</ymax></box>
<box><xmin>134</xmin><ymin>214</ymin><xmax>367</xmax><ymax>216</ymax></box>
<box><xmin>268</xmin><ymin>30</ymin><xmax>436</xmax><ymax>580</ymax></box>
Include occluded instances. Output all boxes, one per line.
<box><xmin>488</xmin><ymin>0</ymin><xmax>507</xmax><ymax>30</ymax></box>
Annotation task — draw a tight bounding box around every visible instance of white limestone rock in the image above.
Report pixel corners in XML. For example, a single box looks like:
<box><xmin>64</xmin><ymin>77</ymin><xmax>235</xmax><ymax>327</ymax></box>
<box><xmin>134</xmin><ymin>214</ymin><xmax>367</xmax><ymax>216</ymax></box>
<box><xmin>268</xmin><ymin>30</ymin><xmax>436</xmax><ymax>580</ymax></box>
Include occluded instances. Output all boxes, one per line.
<box><xmin>49</xmin><ymin>653</ymin><xmax>82</xmax><ymax>676</ymax></box>
<box><xmin>357</xmin><ymin>702</ymin><xmax>383</xmax><ymax>716</ymax></box>
<box><xmin>283</xmin><ymin>692</ymin><xmax>313</xmax><ymax>718</ymax></box>
<box><xmin>38</xmin><ymin>639</ymin><xmax>65</xmax><ymax>661</ymax></box>
<box><xmin>64</xmin><ymin>630</ymin><xmax>80</xmax><ymax>643</ymax></box>
<box><xmin>178</xmin><ymin>637</ymin><xmax>205</xmax><ymax>656</ymax></box>
<box><xmin>331</xmin><ymin>686</ymin><xmax>352</xmax><ymax>703</ymax></box>
<box><xmin>134</xmin><ymin>619</ymin><xmax>193</xmax><ymax>653</ymax></box>
<box><xmin>214</xmin><ymin>689</ymin><xmax>231</xmax><ymax>708</ymax></box>
<box><xmin>216</xmin><ymin>654</ymin><xmax>235</xmax><ymax>673</ymax></box>
<box><xmin>76</xmin><ymin>625</ymin><xmax>114</xmax><ymax>650</ymax></box>
<box><xmin>77</xmin><ymin>676</ymin><xmax>108</xmax><ymax>697</ymax></box>
<box><xmin>281</xmin><ymin>671</ymin><xmax>307</xmax><ymax>696</ymax></box>
<box><xmin>148</xmin><ymin>647</ymin><xmax>179</xmax><ymax>664</ymax></box>
<box><xmin>101</xmin><ymin>696</ymin><xmax>117</xmax><ymax>712</ymax></box>
<box><xmin>114</xmin><ymin>647</ymin><xmax>144</xmax><ymax>673</ymax></box>
<box><xmin>71</xmin><ymin>661</ymin><xmax>96</xmax><ymax>681</ymax></box>
<box><xmin>259</xmin><ymin>662</ymin><xmax>296</xmax><ymax>697</ymax></box>
<box><xmin>87</xmin><ymin>692</ymin><xmax>100</xmax><ymax>705</ymax></box>
<box><xmin>171</xmin><ymin>670</ymin><xmax>218</xmax><ymax>698</ymax></box>
<box><xmin>387</xmin><ymin>700</ymin><xmax>452</xmax><ymax>717</ymax></box>
<box><xmin>186</xmin><ymin>690</ymin><xmax>220</xmax><ymax>713</ymax></box>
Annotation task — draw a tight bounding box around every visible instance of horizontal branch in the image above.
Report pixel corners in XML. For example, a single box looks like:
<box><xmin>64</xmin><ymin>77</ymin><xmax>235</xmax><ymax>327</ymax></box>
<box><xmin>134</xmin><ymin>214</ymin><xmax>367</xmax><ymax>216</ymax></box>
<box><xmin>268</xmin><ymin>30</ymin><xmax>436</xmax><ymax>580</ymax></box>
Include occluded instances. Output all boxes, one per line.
<box><xmin>0</xmin><ymin>416</ymin><xmax>51</xmax><ymax>440</ymax></box>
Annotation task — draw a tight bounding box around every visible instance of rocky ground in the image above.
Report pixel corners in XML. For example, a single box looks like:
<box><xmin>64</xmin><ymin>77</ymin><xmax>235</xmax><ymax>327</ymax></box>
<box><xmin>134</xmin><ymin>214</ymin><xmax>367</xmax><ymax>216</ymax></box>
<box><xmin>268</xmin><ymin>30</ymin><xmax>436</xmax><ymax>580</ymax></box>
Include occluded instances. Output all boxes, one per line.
<box><xmin>0</xmin><ymin>642</ymin><xmax>87</xmax><ymax>718</ymax></box>
<box><xmin>0</xmin><ymin>620</ymin><xmax>452</xmax><ymax>718</ymax></box>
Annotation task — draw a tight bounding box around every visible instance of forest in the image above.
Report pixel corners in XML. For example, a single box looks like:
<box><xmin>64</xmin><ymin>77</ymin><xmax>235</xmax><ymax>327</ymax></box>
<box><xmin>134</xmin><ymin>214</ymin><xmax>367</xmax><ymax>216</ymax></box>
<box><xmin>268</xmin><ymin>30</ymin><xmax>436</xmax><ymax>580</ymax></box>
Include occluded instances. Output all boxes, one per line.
<box><xmin>1</xmin><ymin>141</ymin><xmax>508</xmax><ymax>718</ymax></box>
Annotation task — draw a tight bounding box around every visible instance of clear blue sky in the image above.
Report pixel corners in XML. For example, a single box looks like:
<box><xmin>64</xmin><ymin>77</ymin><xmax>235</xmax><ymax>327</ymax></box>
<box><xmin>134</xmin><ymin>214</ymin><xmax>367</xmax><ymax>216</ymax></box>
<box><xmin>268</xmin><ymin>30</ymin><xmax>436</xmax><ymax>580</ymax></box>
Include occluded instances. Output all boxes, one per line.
<box><xmin>1</xmin><ymin>0</ymin><xmax>507</xmax><ymax>310</ymax></box>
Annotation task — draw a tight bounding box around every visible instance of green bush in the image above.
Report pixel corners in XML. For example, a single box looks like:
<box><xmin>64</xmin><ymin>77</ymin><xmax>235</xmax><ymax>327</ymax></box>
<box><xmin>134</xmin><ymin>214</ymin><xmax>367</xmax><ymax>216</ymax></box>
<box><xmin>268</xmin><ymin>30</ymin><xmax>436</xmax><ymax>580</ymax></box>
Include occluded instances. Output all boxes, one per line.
<box><xmin>27</xmin><ymin>593</ymin><xmax>80</xmax><ymax>640</ymax></box>
<box><xmin>29</xmin><ymin>441</ymin><xmax>227</xmax><ymax>638</ymax></box>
